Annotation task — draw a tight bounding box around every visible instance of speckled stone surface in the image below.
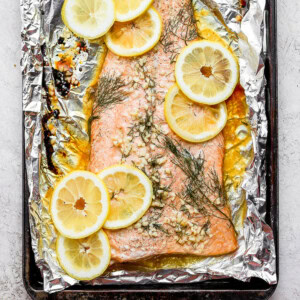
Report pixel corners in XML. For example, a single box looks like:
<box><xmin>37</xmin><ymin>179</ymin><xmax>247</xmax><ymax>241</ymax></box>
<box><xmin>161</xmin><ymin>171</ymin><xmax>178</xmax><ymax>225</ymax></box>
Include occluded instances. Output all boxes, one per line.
<box><xmin>0</xmin><ymin>0</ymin><xmax>299</xmax><ymax>299</ymax></box>
<box><xmin>274</xmin><ymin>1</ymin><xmax>300</xmax><ymax>299</ymax></box>
<box><xmin>0</xmin><ymin>0</ymin><xmax>29</xmax><ymax>299</ymax></box>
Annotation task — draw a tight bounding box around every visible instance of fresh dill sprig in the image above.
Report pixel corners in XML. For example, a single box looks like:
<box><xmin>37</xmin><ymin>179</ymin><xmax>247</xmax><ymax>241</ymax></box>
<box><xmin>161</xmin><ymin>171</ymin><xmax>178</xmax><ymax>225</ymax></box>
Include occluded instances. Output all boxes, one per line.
<box><xmin>140</xmin><ymin>210</ymin><xmax>168</xmax><ymax>235</ymax></box>
<box><xmin>180</xmin><ymin>203</ymin><xmax>191</xmax><ymax>217</ymax></box>
<box><xmin>153</xmin><ymin>223</ymin><xmax>170</xmax><ymax>235</ymax></box>
<box><xmin>93</xmin><ymin>73</ymin><xmax>128</xmax><ymax>113</ymax></box>
<box><xmin>163</xmin><ymin>135</ymin><xmax>236</xmax><ymax>234</ymax></box>
<box><xmin>164</xmin><ymin>135</ymin><xmax>204</xmax><ymax>179</ymax></box>
<box><xmin>88</xmin><ymin>73</ymin><xmax>129</xmax><ymax>139</ymax></box>
<box><xmin>160</xmin><ymin>1</ymin><xmax>198</xmax><ymax>63</ymax></box>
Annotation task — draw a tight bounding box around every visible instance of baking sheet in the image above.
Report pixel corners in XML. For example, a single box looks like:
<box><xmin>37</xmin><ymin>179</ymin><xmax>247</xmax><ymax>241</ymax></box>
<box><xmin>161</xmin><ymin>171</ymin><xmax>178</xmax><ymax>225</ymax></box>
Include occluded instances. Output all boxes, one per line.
<box><xmin>21</xmin><ymin>0</ymin><xmax>278</xmax><ymax>294</ymax></box>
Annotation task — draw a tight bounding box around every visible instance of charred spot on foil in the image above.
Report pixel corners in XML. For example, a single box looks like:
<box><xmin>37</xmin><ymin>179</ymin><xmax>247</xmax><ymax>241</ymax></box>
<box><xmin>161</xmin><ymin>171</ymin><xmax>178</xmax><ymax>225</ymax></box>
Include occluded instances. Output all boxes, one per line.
<box><xmin>41</xmin><ymin>43</ymin><xmax>47</xmax><ymax>57</ymax></box>
<box><xmin>57</xmin><ymin>37</ymin><xmax>65</xmax><ymax>45</ymax></box>
<box><xmin>42</xmin><ymin>75</ymin><xmax>52</xmax><ymax>111</ymax></box>
<box><xmin>53</xmin><ymin>109</ymin><xmax>60</xmax><ymax>118</ymax></box>
<box><xmin>42</xmin><ymin>112</ymin><xmax>58</xmax><ymax>175</ymax></box>
<box><xmin>61</xmin><ymin>151</ymin><xmax>67</xmax><ymax>158</ymax></box>
<box><xmin>53</xmin><ymin>68</ymin><xmax>70</xmax><ymax>97</ymax></box>
<box><xmin>240</xmin><ymin>0</ymin><xmax>247</xmax><ymax>7</ymax></box>
<box><xmin>77</xmin><ymin>41</ymin><xmax>87</xmax><ymax>53</ymax></box>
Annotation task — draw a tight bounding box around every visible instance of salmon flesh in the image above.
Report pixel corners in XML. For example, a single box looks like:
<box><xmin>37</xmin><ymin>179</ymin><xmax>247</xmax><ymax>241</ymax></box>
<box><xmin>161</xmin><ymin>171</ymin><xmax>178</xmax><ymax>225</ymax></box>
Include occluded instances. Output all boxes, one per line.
<box><xmin>89</xmin><ymin>0</ymin><xmax>238</xmax><ymax>263</ymax></box>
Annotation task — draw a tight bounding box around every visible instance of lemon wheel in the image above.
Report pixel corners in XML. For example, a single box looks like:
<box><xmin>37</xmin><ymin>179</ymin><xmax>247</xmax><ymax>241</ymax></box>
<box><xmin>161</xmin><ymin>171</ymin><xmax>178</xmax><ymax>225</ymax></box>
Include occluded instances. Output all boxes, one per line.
<box><xmin>115</xmin><ymin>0</ymin><xmax>153</xmax><ymax>22</ymax></box>
<box><xmin>61</xmin><ymin>0</ymin><xmax>115</xmax><ymax>39</ymax></box>
<box><xmin>98</xmin><ymin>165</ymin><xmax>153</xmax><ymax>229</ymax></box>
<box><xmin>51</xmin><ymin>171</ymin><xmax>109</xmax><ymax>239</ymax></box>
<box><xmin>175</xmin><ymin>40</ymin><xmax>239</xmax><ymax>105</ymax></box>
<box><xmin>105</xmin><ymin>7</ymin><xmax>162</xmax><ymax>57</ymax></box>
<box><xmin>164</xmin><ymin>84</ymin><xmax>227</xmax><ymax>143</ymax></box>
<box><xmin>56</xmin><ymin>229</ymin><xmax>111</xmax><ymax>280</ymax></box>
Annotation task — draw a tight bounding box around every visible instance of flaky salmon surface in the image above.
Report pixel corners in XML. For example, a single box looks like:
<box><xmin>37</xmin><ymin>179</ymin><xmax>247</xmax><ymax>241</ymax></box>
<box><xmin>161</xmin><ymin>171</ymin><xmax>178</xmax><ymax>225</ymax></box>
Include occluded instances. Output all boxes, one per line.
<box><xmin>89</xmin><ymin>0</ymin><xmax>238</xmax><ymax>263</ymax></box>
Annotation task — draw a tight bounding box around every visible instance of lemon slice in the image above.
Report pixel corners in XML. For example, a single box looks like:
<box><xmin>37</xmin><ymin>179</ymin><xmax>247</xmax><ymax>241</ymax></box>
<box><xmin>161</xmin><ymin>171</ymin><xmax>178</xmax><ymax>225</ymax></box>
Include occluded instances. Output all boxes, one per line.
<box><xmin>164</xmin><ymin>84</ymin><xmax>227</xmax><ymax>143</ymax></box>
<box><xmin>175</xmin><ymin>40</ymin><xmax>239</xmax><ymax>105</ymax></box>
<box><xmin>98</xmin><ymin>165</ymin><xmax>153</xmax><ymax>229</ymax></box>
<box><xmin>115</xmin><ymin>0</ymin><xmax>153</xmax><ymax>22</ymax></box>
<box><xmin>105</xmin><ymin>7</ymin><xmax>162</xmax><ymax>57</ymax></box>
<box><xmin>56</xmin><ymin>229</ymin><xmax>110</xmax><ymax>280</ymax></box>
<box><xmin>51</xmin><ymin>171</ymin><xmax>109</xmax><ymax>239</ymax></box>
<box><xmin>61</xmin><ymin>0</ymin><xmax>115</xmax><ymax>39</ymax></box>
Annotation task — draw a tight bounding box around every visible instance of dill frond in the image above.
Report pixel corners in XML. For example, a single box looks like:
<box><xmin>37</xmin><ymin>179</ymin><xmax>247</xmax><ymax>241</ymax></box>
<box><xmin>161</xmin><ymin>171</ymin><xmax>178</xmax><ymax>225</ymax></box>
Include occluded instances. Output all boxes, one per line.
<box><xmin>153</xmin><ymin>223</ymin><xmax>170</xmax><ymax>235</ymax></box>
<box><xmin>163</xmin><ymin>135</ymin><xmax>236</xmax><ymax>233</ymax></box>
<box><xmin>88</xmin><ymin>73</ymin><xmax>129</xmax><ymax>140</ymax></box>
<box><xmin>160</xmin><ymin>1</ymin><xmax>198</xmax><ymax>63</ymax></box>
<box><xmin>93</xmin><ymin>73</ymin><xmax>128</xmax><ymax>113</ymax></box>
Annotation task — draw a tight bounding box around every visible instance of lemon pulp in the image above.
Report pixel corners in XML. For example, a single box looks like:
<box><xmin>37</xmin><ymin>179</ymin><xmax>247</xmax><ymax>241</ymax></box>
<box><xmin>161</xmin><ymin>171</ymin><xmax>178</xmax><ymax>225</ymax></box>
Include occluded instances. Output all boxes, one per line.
<box><xmin>175</xmin><ymin>40</ymin><xmax>239</xmax><ymax>105</ymax></box>
<box><xmin>105</xmin><ymin>7</ymin><xmax>162</xmax><ymax>57</ymax></box>
<box><xmin>115</xmin><ymin>0</ymin><xmax>153</xmax><ymax>22</ymax></box>
<box><xmin>164</xmin><ymin>84</ymin><xmax>227</xmax><ymax>143</ymax></box>
<box><xmin>51</xmin><ymin>171</ymin><xmax>109</xmax><ymax>239</ymax></box>
<box><xmin>56</xmin><ymin>229</ymin><xmax>111</xmax><ymax>280</ymax></box>
<box><xmin>98</xmin><ymin>165</ymin><xmax>153</xmax><ymax>229</ymax></box>
<box><xmin>62</xmin><ymin>0</ymin><xmax>115</xmax><ymax>39</ymax></box>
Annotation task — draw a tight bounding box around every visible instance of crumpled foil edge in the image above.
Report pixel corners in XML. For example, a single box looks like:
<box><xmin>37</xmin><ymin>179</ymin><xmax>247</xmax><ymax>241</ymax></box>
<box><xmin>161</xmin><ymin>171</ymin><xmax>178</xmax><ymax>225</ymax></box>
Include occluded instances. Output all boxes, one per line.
<box><xmin>21</xmin><ymin>0</ymin><xmax>276</xmax><ymax>293</ymax></box>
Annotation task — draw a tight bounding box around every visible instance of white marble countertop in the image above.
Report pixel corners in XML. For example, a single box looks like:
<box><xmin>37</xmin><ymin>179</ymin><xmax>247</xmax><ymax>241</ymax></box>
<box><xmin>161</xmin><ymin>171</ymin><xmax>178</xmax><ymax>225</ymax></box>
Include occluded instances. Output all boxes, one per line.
<box><xmin>0</xmin><ymin>0</ymin><xmax>299</xmax><ymax>299</ymax></box>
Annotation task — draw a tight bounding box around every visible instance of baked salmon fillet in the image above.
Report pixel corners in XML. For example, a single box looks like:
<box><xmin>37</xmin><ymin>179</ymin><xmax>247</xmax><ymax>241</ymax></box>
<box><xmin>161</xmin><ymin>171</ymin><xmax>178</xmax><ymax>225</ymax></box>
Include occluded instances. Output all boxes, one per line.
<box><xmin>89</xmin><ymin>0</ymin><xmax>238</xmax><ymax>263</ymax></box>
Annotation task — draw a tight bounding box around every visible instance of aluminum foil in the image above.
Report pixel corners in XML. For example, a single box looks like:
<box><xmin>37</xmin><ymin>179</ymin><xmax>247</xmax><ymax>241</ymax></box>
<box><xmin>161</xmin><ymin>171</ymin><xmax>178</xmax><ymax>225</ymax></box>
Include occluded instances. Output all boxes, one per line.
<box><xmin>21</xmin><ymin>0</ymin><xmax>277</xmax><ymax>293</ymax></box>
